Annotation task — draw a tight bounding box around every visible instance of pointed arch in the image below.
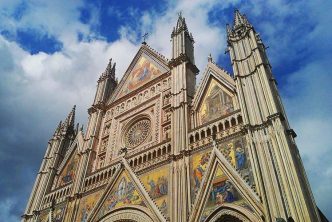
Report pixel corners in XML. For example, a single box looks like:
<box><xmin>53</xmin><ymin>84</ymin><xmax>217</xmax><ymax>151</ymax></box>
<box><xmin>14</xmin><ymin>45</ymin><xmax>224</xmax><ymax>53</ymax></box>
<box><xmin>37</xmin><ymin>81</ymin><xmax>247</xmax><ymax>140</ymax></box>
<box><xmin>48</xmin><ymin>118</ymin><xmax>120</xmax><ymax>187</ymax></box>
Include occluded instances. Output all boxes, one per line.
<box><xmin>204</xmin><ymin>204</ymin><xmax>259</xmax><ymax>222</ymax></box>
<box><xmin>98</xmin><ymin>206</ymin><xmax>155</xmax><ymax>222</ymax></box>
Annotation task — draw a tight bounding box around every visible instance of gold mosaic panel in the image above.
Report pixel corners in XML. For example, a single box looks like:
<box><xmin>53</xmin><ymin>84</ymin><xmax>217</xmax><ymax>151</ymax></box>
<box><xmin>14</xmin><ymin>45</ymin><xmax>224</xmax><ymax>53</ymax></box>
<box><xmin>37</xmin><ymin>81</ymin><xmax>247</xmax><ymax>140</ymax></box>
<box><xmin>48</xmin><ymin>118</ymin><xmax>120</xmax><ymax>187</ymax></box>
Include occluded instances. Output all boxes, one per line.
<box><xmin>199</xmin><ymin>79</ymin><xmax>234</xmax><ymax>124</ymax></box>
<box><xmin>96</xmin><ymin>171</ymin><xmax>145</xmax><ymax>220</ymax></box>
<box><xmin>77</xmin><ymin>189</ymin><xmax>103</xmax><ymax>222</ymax></box>
<box><xmin>119</xmin><ymin>55</ymin><xmax>163</xmax><ymax>97</ymax></box>
<box><xmin>57</xmin><ymin>152</ymin><xmax>79</xmax><ymax>187</ymax></box>
<box><xmin>140</xmin><ymin>165</ymin><xmax>169</xmax><ymax>216</ymax></box>
<box><xmin>200</xmin><ymin>166</ymin><xmax>252</xmax><ymax>221</ymax></box>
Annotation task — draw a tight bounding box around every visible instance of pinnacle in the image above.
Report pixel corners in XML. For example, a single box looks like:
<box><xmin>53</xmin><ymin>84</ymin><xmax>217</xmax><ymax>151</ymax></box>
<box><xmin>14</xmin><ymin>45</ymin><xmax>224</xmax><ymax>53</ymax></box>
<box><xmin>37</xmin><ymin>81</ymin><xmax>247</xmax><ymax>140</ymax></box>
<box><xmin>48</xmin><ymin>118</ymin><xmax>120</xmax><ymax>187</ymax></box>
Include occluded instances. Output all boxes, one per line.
<box><xmin>64</xmin><ymin>105</ymin><xmax>76</xmax><ymax>130</ymax></box>
<box><xmin>234</xmin><ymin>9</ymin><xmax>243</xmax><ymax>27</ymax></box>
<box><xmin>227</xmin><ymin>9</ymin><xmax>252</xmax><ymax>37</ymax></box>
<box><xmin>174</xmin><ymin>12</ymin><xmax>188</xmax><ymax>33</ymax></box>
<box><xmin>208</xmin><ymin>53</ymin><xmax>213</xmax><ymax>63</ymax></box>
<box><xmin>105</xmin><ymin>58</ymin><xmax>112</xmax><ymax>73</ymax></box>
<box><xmin>54</xmin><ymin>120</ymin><xmax>62</xmax><ymax>135</ymax></box>
<box><xmin>104</xmin><ymin>58</ymin><xmax>116</xmax><ymax>78</ymax></box>
<box><xmin>99</xmin><ymin>58</ymin><xmax>116</xmax><ymax>83</ymax></box>
<box><xmin>233</xmin><ymin>9</ymin><xmax>250</xmax><ymax>28</ymax></box>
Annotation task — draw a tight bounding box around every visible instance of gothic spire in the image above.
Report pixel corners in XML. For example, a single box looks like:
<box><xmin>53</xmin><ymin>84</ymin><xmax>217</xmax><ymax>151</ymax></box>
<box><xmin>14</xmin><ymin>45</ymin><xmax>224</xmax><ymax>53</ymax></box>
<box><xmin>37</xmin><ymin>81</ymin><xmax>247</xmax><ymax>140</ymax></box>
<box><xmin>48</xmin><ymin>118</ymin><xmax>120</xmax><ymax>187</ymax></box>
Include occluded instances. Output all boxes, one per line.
<box><xmin>171</xmin><ymin>12</ymin><xmax>193</xmax><ymax>42</ymax></box>
<box><xmin>233</xmin><ymin>9</ymin><xmax>250</xmax><ymax>28</ymax></box>
<box><xmin>208</xmin><ymin>53</ymin><xmax>213</xmax><ymax>63</ymax></box>
<box><xmin>102</xmin><ymin>58</ymin><xmax>116</xmax><ymax>80</ymax></box>
<box><xmin>175</xmin><ymin>12</ymin><xmax>188</xmax><ymax>32</ymax></box>
<box><xmin>53</xmin><ymin>120</ymin><xmax>62</xmax><ymax>136</ymax></box>
<box><xmin>227</xmin><ymin>9</ymin><xmax>252</xmax><ymax>38</ymax></box>
<box><xmin>63</xmin><ymin>105</ymin><xmax>76</xmax><ymax>130</ymax></box>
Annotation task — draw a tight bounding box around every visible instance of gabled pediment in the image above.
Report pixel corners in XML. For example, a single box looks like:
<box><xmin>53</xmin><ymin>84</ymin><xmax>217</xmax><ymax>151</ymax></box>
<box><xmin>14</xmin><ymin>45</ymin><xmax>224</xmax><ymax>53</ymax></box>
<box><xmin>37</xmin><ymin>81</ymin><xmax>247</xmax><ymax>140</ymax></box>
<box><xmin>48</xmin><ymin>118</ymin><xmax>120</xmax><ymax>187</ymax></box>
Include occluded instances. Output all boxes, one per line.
<box><xmin>192</xmin><ymin>62</ymin><xmax>237</xmax><ymax>125</ymax></box>
<box><xmin>87</xmin><ymin>158</ymin><xmax>166</xmax><ymax>222</ymax></box>
<box><xmin>51</xmin><ymin>132</ymin><xmax>84</xmax><ymax>190</ymax></box>
<box><xmin>108</xmin><ymin>44</ymin><xmax>170</xmax><ymax>104</ymax></box>
<box><xmin>189</xmin><ymin>147</ymin><xmax>263</xmax><ymax>222</ymax></box>
<box><xmin>193</xmin><ymin>62</ymin><xmax>235</xmax><ymax>110</ymax></box>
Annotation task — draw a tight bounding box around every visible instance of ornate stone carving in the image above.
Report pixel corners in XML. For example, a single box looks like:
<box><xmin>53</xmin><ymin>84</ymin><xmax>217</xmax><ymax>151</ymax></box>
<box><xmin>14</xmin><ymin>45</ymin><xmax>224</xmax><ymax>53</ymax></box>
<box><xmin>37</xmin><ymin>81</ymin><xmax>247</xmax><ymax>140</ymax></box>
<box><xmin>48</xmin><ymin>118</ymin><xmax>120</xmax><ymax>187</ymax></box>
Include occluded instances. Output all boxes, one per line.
<box><xmin>125</xmin><ymin>118</ymin><xmax>151</xmax><ymax>148</ymax></box>
<box><xmin>208</xmin><ymin>209</ymin><xmax>250</xmax><ymax>222</ymax></box>
<box><xmin>100</xmin><ymin>207</ymin><xmax>154</xmax><ymax>222</ymax></box>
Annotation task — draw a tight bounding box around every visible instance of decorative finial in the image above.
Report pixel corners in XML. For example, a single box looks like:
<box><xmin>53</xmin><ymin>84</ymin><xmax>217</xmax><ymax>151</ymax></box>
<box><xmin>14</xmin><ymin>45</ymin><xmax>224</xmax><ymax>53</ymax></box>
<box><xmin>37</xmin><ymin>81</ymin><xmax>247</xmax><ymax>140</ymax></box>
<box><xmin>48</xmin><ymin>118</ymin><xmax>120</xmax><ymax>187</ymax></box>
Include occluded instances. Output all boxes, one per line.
<box><xmin>208</xmin><ymin>53</ymin><xmax>213</xmax><ymax>63</ymax></box>
<box><xmin>142</xmin><ymin>32</ymin><xmax>149</xmax><ymax>44</ymax></box>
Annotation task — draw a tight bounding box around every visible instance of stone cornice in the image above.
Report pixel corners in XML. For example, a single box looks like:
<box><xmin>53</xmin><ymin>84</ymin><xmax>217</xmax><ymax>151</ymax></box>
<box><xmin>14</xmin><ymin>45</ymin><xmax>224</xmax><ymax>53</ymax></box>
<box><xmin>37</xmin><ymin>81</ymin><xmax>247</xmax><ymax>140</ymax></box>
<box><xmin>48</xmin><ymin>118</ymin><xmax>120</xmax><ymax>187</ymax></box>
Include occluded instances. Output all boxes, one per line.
<box><xmin>169</xmin><ymin>53</ymin><xmax>199</xmax><ymax>74</ymax></box>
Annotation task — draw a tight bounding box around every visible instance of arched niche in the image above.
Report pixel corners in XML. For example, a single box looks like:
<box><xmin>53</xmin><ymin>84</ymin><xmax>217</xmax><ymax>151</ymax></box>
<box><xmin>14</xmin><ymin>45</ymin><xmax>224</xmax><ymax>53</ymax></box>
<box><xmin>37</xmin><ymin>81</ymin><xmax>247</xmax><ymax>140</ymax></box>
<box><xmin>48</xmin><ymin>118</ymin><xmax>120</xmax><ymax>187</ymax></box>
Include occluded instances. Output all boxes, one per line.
<box><xmin>98</xmin><ymin>206</ymin><xmax>156</xmax><ymax>222</ymax></box>
<box><xmin>204</xmin><ymin>204</ymin><xmax>261</xmax><ymax>222</ymax></box>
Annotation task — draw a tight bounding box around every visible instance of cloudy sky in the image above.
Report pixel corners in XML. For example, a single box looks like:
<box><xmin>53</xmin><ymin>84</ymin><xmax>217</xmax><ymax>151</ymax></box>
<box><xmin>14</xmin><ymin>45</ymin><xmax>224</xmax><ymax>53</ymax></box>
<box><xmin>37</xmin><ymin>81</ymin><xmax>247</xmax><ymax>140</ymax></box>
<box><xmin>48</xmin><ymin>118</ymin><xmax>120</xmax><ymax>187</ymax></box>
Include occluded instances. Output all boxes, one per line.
<box><xmin>0</xmin><ymin>0</ymin><xmax>331</xmax><ymax>221</ymax></box>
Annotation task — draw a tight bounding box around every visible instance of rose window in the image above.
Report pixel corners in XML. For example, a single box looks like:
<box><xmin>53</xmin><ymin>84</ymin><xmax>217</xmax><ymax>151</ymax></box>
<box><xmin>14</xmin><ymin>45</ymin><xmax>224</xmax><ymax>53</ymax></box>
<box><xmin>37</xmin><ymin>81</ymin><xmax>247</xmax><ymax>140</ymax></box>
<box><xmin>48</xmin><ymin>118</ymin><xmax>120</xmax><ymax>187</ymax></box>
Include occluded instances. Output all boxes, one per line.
<box><xmin>125</xmin><ymin>118</ymin><xmax>151</xmax><ymax>148</ymax></box>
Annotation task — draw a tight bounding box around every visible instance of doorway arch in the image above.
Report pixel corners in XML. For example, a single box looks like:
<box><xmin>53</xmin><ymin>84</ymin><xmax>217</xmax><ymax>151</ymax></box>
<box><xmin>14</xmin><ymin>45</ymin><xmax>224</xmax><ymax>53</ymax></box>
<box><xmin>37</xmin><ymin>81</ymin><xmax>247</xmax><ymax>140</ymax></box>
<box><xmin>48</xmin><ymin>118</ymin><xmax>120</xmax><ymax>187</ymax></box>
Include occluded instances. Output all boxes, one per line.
<box><xmin>98</xmin><ymin>206</ymin><xmax>156</xmax><ymax>222</ymax></box>
<box><xmin>204</xmin><ymin>204</ymin><xmax>261</xmax><ymax>222</ymax></box>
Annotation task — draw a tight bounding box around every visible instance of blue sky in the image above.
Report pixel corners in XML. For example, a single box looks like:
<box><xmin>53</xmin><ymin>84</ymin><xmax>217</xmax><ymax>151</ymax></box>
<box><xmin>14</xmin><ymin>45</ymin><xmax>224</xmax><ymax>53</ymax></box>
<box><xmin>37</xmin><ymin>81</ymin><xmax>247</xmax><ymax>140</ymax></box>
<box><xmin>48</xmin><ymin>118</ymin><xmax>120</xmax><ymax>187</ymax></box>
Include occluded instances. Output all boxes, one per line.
<box><xmin>0</xmin><ymin>0</ymin><xmax>331</xmax><ymax>221</ymax></box>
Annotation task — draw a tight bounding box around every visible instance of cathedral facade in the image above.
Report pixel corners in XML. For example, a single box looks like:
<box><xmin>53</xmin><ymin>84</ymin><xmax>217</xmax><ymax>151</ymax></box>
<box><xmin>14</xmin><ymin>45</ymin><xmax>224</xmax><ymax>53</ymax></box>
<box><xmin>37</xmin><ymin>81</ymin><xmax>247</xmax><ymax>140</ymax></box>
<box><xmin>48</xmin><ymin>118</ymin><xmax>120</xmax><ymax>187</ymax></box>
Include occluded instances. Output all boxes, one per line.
<box><xmin>23</xmin><ymin>11</ymin><xmax>324</xmax><ymax>222</ymax></box>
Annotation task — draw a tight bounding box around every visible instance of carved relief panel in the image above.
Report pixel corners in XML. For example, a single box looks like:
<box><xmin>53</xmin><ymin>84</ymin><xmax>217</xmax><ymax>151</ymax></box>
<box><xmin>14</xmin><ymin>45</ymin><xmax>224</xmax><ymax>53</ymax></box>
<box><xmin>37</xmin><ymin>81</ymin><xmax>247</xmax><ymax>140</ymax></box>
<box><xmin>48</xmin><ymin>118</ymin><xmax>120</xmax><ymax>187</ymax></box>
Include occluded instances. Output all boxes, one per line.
<box><xmin>109</xmin><ymin>97</ymin><xmax>161</xmax><ymax>159</ymax></box>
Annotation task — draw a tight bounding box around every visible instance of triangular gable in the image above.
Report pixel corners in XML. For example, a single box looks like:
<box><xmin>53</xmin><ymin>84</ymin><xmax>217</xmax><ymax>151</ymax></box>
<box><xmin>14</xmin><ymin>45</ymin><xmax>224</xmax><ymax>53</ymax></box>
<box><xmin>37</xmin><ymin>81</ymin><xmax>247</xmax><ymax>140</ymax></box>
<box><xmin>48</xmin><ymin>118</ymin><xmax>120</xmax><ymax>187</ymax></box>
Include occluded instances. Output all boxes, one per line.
<box><xmin>189</xmin><ymin>147</ymin><xmax>263</xmax><ymax>222</ymax></box>
<box><xmin>52</xmin><ymin>132</ymin><xmax>84</xmax><ymax>189</ymax></box>
<box><xmin>87</xmin><ymin>158</ymin><xmax>166</xmax><ymax>222</ymax></box>
<box><xmin>198</xmin><ymin>78</ymin><xmax>236</xmax><ymax>124</ymax></box>
<box><xmin>108</xmin><ymin>44</ymin><xmax>170</xmax><ymax>103</ymax></box>
<box><xmin>199</xmin><ymin>166</ymin><xmax>255</xmax><ymax>221</ymax></box>
<box><xmin>192</xmin><ymin>62</ymin><xmax>236</xmax><ymax>111</ymax></box>
<box><xmin>54</xmin><ymin>150</ymin><xmax>79</xmax><ymax>188</ymax></box>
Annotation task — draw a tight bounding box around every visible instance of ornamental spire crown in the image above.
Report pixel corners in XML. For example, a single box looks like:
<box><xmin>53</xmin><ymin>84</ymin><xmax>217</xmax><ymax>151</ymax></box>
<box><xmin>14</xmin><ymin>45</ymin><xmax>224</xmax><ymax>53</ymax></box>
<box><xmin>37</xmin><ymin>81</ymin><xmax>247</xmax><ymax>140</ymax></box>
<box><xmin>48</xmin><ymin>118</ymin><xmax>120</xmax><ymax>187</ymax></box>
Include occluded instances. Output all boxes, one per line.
<box><xmin>99</xmin><ymin>58</ymin><xmax>116</xmax><ymax>82</ymax></box>
<box><xmin>63</xmin><ymin>105</ymin><xmax>76</xmax><ymax>131</ymax></box>
<box><xmin>234</xmin><ymin>9</ymin><xmax>250</xmax><ymax>27</ymax></box>
<box><xmin>175</xmin><ymin>12</ymin><xmax>187</xmax><ymax>32</ymax></box>
<box><xmin>171</xmin><ymin>12</ymin><xmax>193</xmax><ymax>42</ymax></box>
<box><xmin>227</xmin><ymin>9</ymin><xmax>253</xmax><ymax>38</ymax></box>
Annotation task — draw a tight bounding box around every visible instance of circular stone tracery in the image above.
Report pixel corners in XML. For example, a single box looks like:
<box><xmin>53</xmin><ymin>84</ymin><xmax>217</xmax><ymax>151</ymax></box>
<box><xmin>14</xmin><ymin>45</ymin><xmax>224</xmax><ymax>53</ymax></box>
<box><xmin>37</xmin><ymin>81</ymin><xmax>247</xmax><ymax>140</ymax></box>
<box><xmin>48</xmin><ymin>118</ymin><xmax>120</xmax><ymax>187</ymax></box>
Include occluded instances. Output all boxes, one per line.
<box><xmin>125</xmin><ymin>118</ymin><xmax>151</xmax><ymax>148</ymax></box>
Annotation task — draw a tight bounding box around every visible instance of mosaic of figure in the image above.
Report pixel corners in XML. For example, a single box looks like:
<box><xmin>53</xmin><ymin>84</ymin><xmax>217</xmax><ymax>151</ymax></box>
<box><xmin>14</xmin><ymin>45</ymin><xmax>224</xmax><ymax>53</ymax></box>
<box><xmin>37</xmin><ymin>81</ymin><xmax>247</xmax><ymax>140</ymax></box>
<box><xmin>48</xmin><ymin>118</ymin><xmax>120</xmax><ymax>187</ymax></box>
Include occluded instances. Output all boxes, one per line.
<box><xmin>97</xmin><ymin>172</ymin><xmax>144</xmax><ymax>219</ymax></box>
<box><xmin>147</xmin><ymin>175</ymin><xmax>168</xmax><ymax>198</ymax></box>
<box><xmin>192</xmin><ymin>151</ymin><xmax>211</xmax><ymax>193</ymax></box>
<box><xmin>235</xmin><ymin>146</ymin><xmax>246</xmax><ymax>170</ymax></box>
<box><xmin>77</xmin><ymin>190</ymin><xmax>103</xmax><ymax>222</ymax></box>
<box><xmin>200</xmin><ymin>167</ymin><xmax>250</xmax><ymax>221</ymax></box>
<box><xmin>140</xmin><ymin>165</ymin><xmax>169</xmax><ymax>216</ymax></box>
<box><xmin>108</xmin><ymin>177</ymin><xmax>142</xmax><ymax>209</ymax></box>
<box><xmin>58</xmin><ymin>153</ymin><xmax>78</xmax><ymax>187</ymax></box>
<box><xmin>53</xmin><ymin>203</ymin><xmax>66</xmax><ymax>222</ymax></box>
<box><xmin>199</xmin><ymin>79</ymin><xmax>234</xmax><ymax>124</ymax></box>
<box><xmin>217</xmin><ymin>138</ymin><xmax>254</xmax><ymax>187</ymax></box>
<box><xmin>160</xmin><ymin>199</ymin><xmax>167</xmax><ymax>215</ymax></box>
<box><xmin>37</xmin><ymin>210</ymin><xmax>49</xmax><ymax>222</ymax></box>
<box><xmin>119</xmin><ymin>56</ymin><xmax>162</xmax><ymax>97</ymax></box>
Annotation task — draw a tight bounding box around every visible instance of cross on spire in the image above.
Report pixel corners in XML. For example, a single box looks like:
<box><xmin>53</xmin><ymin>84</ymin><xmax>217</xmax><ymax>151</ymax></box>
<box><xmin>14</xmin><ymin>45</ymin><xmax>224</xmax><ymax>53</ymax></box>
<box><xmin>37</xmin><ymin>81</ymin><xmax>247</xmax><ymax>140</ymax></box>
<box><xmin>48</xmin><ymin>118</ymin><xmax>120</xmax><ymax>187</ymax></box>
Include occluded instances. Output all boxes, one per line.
<box><xmin>142</xmin><ymin>32</ymin><xmax>148</xmax><ymax>44</ymax></box>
